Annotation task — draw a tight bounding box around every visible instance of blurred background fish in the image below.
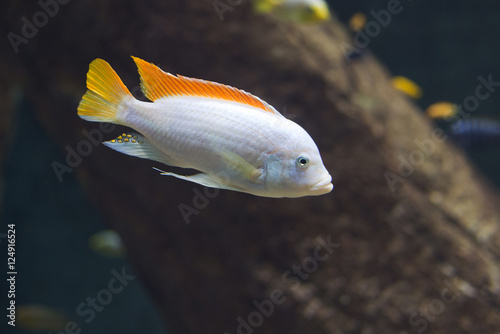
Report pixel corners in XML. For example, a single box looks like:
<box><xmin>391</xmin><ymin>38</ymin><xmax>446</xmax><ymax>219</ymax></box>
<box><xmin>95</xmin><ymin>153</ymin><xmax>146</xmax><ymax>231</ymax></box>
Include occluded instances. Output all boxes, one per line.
<box><xmin>348</xmin><ymin>12</ymin><xmax>366</xmax><ymax>31</ymax></box>
<box><xmin>253</xmin><ymin>0</ymin><xmax>330</xmax><ymax>23</ymax></box>
<box><xmin>451</xmin><ymin>118</ymin><xmax>500</xmax><ymax>148</ymax></box>
<box><xmin>88</xmin><ymin>229</ymin><xmax>126</xmax><ymax>258</ymax></box>
<box><xmin>17</xmin><ymin>304</ymin><xmax>71</xmax><ymax>332</ymax></box>
<box><xmin>391</xmin><ymin>75</ymin><xmax>423</xmax><ymax>99</ymax></box>
<box><xmin>426</xmin><ymin>101</ymin><xmax>458</xmax><ymax>120</ymax></box>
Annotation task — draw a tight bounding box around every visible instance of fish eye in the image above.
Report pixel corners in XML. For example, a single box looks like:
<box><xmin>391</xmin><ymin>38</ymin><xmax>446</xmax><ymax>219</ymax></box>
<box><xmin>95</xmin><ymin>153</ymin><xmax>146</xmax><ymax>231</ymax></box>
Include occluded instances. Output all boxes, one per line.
<box><xmin>296</xmin><ymin>155</ymin><xmax>310</xmax><ymax>168</ymax></box>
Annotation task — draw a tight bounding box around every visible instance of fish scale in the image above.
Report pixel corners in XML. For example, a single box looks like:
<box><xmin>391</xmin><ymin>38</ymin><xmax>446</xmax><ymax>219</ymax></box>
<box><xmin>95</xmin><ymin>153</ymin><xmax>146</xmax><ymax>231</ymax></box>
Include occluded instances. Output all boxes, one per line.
<box><xmin>123</xmin><ymin>98</ymin><xmax>283</xmax><ymax>171</ymax></box>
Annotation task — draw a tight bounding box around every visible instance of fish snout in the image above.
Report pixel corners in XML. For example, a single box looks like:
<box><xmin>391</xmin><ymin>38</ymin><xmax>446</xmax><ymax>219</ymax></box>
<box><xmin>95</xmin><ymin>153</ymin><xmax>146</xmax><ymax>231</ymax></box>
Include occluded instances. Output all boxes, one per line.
<box><xmin>309</xmin><ymin>174</ymin><xmax>333</xmax><ymax>194</ymax></box>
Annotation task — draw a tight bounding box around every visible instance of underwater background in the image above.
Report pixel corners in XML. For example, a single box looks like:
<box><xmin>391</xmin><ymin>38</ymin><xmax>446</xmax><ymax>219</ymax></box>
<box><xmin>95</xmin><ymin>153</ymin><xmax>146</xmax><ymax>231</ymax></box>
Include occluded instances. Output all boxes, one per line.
<box><xmin>2</xmin><ymin>0</ymin><xmax>500</xmax><ymax>333</ymax></box>
<box><xmin>334</xmin><ymin>0</ymin><xmax>500</xmax><ymax>186</ymax></box>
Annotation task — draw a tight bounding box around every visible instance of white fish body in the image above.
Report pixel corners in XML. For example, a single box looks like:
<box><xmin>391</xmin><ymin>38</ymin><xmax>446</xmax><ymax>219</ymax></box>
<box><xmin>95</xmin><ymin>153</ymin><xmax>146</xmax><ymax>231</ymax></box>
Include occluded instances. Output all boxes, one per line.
<box><xmin>78</xmin><ymin>57</ymin><xmax>333</xmax><ymax>198</ymax></box>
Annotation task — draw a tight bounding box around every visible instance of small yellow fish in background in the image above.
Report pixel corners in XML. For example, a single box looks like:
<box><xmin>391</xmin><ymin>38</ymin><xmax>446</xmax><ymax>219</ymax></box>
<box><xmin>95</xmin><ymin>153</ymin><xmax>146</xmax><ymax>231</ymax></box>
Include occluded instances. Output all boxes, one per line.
<box><xmin>425</xmin><ymin>102</ymin><xmax>458</xmax><ymax>119</ymax></box>
<box><xmin>77</xmin><ymin>57</ymin><xmax>333</xmax><ymax>198</ymax></box>
<box><xmin>17</xmin><ymin>304</ymin><xmax>70</xmax><ymax>332</ymax></box>
<box><xmin>349</xmin><ymin>12</ymin><xmax>367</xmax><ymax>32</ymax></box>
<box><xmin>88</xmin><ymin>229</ymin><xmax>125</xmax><ymax>258</ymax></box>
<box><xmin>253</xmin><ymin>0</ymin><xmax>330</xmax><ymax>23</ymax></box>
<box><xmin>391</xmin><ymin>76</ymin><xmax>423</xmax><ymax>99</ymax></box>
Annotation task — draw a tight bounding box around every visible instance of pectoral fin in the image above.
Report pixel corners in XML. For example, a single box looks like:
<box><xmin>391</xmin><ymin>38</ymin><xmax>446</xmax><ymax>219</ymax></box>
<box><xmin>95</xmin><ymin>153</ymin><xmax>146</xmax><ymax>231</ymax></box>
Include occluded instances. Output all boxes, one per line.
<box><xmin>218</xmin><ymin>150</ymin><xmax>263</xmax><ymax>183</ymax></box>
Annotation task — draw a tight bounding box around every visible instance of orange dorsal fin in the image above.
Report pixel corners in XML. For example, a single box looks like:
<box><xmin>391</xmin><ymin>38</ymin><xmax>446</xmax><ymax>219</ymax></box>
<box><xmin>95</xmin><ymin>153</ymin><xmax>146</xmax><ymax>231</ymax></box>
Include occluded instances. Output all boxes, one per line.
<box><xmin>131</xmin><ymin>56</ymin><xmax>282</xmax><ymax>116</ymax></box>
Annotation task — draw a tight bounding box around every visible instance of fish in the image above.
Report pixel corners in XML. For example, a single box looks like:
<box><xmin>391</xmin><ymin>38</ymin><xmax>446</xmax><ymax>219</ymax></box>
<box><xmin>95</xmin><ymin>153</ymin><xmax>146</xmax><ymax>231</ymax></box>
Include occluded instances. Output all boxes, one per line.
<box><xmin>77</xmin><ymin>57</ymin><xmax>333</xmax><ymax>198</ymax></box>
<box><xmin>391</xmin><ymin>76</ymin><xmax>423</xmax><ymax>99</ymax></box>
<box><xmin>425</xmin><ymin>102</ymin><xmax>458</xmax><ymax>119</ymax></box>
<box><xmin>253</xmin><ymin>0</ymin><xmax>330</xmax><ymax>23</ymax></box>
<box><xmin>88</xmin><ymin>229</ymin><xmax>125</xmax><ymax>258</ymax></box>
<box><xmin>17</xmin><ymin>304</ymin><xmax>70</xmax><ymax>332</ymax></box>
<box><xmin>450</xmin><ymin>118</ymin><xmax>500</xmax><ymax>147</ymax></box>
<box><xmin>349</xmin><ymin>12</ymin><xmax>367</xmax><ymax>32</ymax></box>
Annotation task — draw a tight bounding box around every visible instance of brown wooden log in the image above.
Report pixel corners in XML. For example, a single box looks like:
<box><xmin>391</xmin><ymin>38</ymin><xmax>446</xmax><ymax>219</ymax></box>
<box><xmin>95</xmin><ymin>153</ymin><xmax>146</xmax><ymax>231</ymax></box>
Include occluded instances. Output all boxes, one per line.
<box><xmin>3</xmin><ymin>0</ymin><xmax>500</xmax><ymax>333</ymax></box>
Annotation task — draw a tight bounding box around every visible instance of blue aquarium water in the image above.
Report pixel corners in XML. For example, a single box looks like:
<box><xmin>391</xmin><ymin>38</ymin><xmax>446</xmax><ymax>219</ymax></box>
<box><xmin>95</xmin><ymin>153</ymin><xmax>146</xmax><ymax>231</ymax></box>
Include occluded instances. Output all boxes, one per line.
<box><xmin>0</xmin><ymin>100</ymin><xmax>165</xmax><ymax>334</ymax></box>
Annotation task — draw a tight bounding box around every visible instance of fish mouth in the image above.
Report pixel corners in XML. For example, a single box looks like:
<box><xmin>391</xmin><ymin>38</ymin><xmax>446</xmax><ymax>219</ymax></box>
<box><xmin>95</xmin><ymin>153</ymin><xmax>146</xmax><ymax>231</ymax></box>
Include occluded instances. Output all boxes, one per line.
<box><xmin>309</xmin><ymin>175</ymin><xmax>333</xmax><ymax>194</ymax></box>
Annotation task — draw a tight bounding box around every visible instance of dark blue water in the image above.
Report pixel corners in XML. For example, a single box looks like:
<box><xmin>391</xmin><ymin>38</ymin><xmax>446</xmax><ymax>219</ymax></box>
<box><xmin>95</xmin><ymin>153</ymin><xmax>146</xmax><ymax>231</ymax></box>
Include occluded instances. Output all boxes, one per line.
<box><xmin>334</xmin><ymin>0</ymin><xmax>500</xmax><ymax>188</ymax></box>
<box><xmin>1</xmin><ymin>99</ymin><xmax>165</xmax><ymax>334</ymax></box>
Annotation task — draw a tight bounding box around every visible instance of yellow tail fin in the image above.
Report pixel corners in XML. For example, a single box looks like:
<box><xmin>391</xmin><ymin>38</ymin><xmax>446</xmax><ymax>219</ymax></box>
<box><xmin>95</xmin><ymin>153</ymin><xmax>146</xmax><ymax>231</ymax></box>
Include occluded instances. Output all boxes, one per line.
<box><xmin>77</xmin><ymin>59</ymin><xmax>132</xmax><ymax>123</ymax></box>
